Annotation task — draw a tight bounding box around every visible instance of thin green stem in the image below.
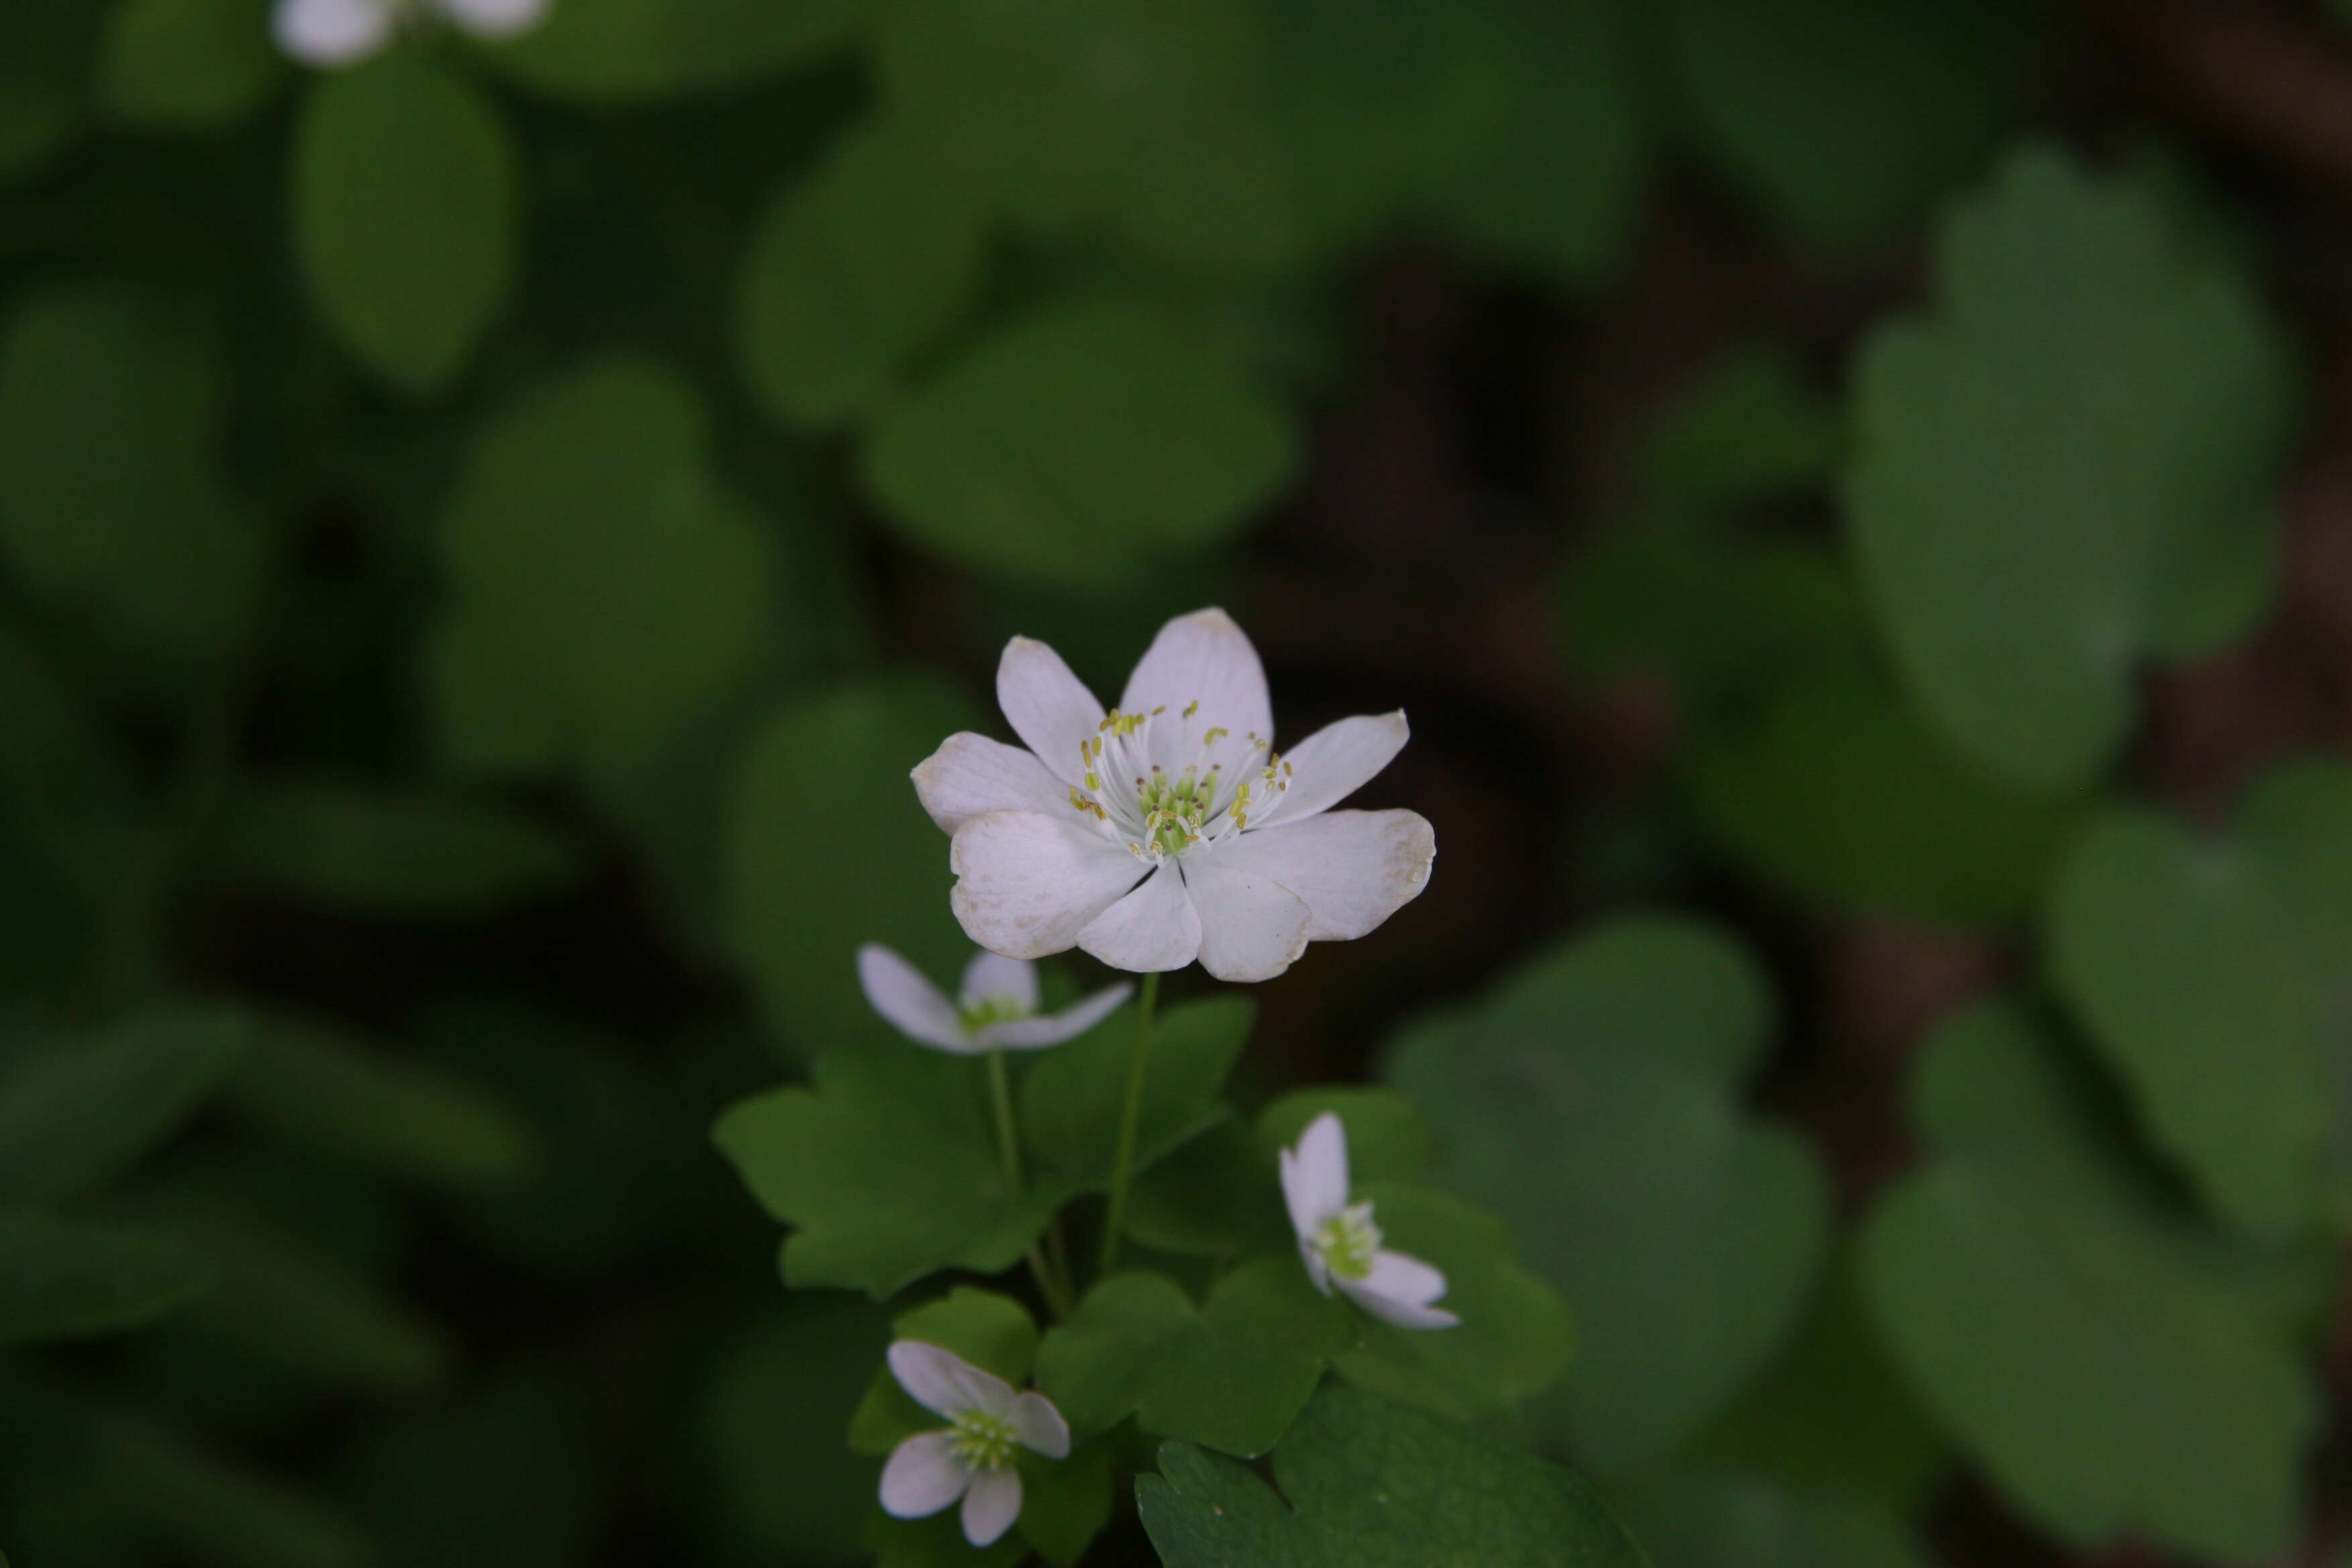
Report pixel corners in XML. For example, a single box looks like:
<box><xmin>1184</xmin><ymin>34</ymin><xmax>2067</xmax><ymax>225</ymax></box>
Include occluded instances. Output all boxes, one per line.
<box><xmin>1096</xmin><ymin>971</ymin><xmax>1160</xmax><ymax>1280</ymax></box>
<box><xmin>986</xmin><ymin>1050</ymin><xmax>1071</xmax><ymax>1318</ymax></box>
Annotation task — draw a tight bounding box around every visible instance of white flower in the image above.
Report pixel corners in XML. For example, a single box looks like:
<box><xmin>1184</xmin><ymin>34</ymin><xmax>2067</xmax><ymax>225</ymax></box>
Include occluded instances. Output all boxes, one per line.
<box><xmin>273</xmin><ymin>0</ymin><xmax>552</xmax><ymax>68</ymax></box>
<box><xmin>1280</xmin><ymin>1112</ymin><xmax>1457</xmax><ymax>1330</ymax></box>
<box><xmin>877</xmin><ymin>1340</ymin><xmax>1071</xmax><ymax>1547</ymax></box>
<box><xmin>856</xmin><ymin>943</ymin><xmax>1132</xmax><ymax>1054</ymax></box>
<box><xmin>911</xmin><ymin>608</ymin><xmax>1436</xmax><ymax>983</ymax></box>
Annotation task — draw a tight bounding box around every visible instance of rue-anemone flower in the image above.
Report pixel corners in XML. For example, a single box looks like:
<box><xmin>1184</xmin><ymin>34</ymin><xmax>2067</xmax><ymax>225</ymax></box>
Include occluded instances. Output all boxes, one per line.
<box><xmin>856</xmin><ymin>943</ymin><xmax>1132</xmax><ymax>1054</ymax></box>
<box><xmin>1280</xmin><ymin>1112</ymin><xmax>1457</xmax><ymax>1330</ymax></box>
<box><xmin>273</xmin><ymin>0</ymin><xmax>552</xmax><ymax>68</ymax></box>
<box><xmin>912</xmin><ymin>608</ymin><xmax>1436</xmax><ymax>983</ymax></box>
<box><xmin>877</xmin><ymin>1340</ymin><xmax>1071</xmax><ymax>1547</ymax></box>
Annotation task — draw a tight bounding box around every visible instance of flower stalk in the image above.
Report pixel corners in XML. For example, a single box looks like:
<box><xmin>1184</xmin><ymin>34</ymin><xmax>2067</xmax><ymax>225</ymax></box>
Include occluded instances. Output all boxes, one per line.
<box><xmin>985</xmin><ymin>1048</ymin><xmax>1071</xmax><ymax>1317</ymax></box>
<box><xmin>1097</xmin><ymin>970</ymin><xmax>1160</xmax><ymax>1279</ymax></box>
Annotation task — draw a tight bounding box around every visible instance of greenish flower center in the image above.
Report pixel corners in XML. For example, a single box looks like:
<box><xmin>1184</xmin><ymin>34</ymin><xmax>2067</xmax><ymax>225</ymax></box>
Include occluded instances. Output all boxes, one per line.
<box><xmin>1063</xmin><ymin>701</ymin><xmax>1293</xmax><ymax>863</ymax></box>
<box><xmin>1313</xmin><ymin>1202</ymin><xmax>1383</xmax><ymax>1283</ymax></box>
<box><xmin>957</xmin><ymin>994</ymin><xmax>1026</xmax><ymax>1033</ymax></box>
<box><xmin>948</xmin><ymin>1408</ymin><xmax>1020</xmax><ymax>1473</ymax></box>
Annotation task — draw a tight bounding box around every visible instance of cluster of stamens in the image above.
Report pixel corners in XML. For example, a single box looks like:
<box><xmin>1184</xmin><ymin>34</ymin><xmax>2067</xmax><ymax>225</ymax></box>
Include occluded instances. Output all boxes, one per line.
<box><xmin>1313</xmin><ymin>1203</ymin><xmax>1383</xmax><ymax>1283</ymax></box>
<box><xmin>1064</xmin><ymin>700</ymin><xmax>1294</xmax><ymax>863</ymax></box>
<box><xmin>946</xmin><ymin>1408</ymin><xmax>1020</xmax><ymax>1473</ymax></box>
<box><xmin>955</xmin><ymin>993</ymin><xmax>1026</xmax><ymax>1034</ymax></box>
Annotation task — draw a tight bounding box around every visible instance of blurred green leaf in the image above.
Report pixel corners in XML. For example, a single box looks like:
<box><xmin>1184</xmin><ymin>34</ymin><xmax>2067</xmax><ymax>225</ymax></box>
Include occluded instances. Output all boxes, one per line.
<box><xmin>1020</xmin><ymin>996</ymin><xmax>1250</xmax><ymax>1187</ymax></box>
<box><xmin>1846</xmin><ymin>144</ymin><xmax>2294</xmax><ymax>789</ymax></box>
<box><xmin>1611</xmin><ymin>1469</ymin><xmax>1930</xmax><ymax>1568</ymax></box>
<box><xmin>1015</xmin><ymin>1438</ymin><xmax>1112</xmax><ymax>1568</ymax></box>
<box><xmin>0</xmin><ymin>1</ymin><xmax>97</xmax><ymax>182</ymax></box>
<box><xmin>706</xmin><ymin>1293</ymin><xmax>890</xmax><ymax>1563</ymax></box>
<box><xmin>99</xmin><ymin>0</ymin><xmax>281</xmax><ymax>131</ymax></box>
<box><xmin>1638</xmin><ymin>343</ymin><xmax>1836</xmax><ymax>511</ymax></box>
<box><xmin>1667</xmin><ymin>0</ymin><xmax>2049</xmax><ymax>250</ymax></box>
<box><xmin>861</xmin><ymin>292</ymin><xmax>1298</xmax><ymax>588</ymax></box>
<box><xmin>1385</xmin><ymin>916</ymin><xmax>1828</xmax><ymax>1470</ymax></box>
<box><xmin>223</xmin><ymin>1016</ymin><xmax>538</xmax><ymax>1193</ymax></box>
<box><xmin>210</xmin><ymin>777</ymin><xmax>583</xmax><ymax>918</ymax></box>
<box><xmin>1035</xmin><ymin>1261</ymin><xmax>1355</xmax><ymax>1456</ymax></box>
<box><xmin>1138</xmin><ymin>1382</ymin><xmax>1647</xmax><ymax>1567</ymax></box>
<box><xmin>2047</xmin><ymin>769</ymin><xmax>2352</xmax><ymax>1240</ymax></box>
<box><xmin>349</xmin><ymin>1378</ymin><xmax>594</xmax><ymax>1568</ymax></box>
<box><xmin>491</xmin><ymin>0</ymin><xmax>865</xmax><ymax>103</ymax></box>
<box><xmin>737</xmin><ymin>115</ymin><xmax>986</xmax><ymax>428</ymax></box>
<box><xmin>292</xmin><ymin>54</ymin><xmax>519</xmax><ymax>395</ymax></box>
<box><xmin>0</xmin><ymin>283</ymin><xmax>256</xmax><ymax>660</ymax></box>
<box><xmin>727</xmin><ymin>676</ymin><xmax>977</xmax><ymax>1052</ymax></box>
<box><xmin>1336</xmin><ymin>1183</ymin><xmax>1573</xmax><ymax>1422</ymax></box>
<box><xmin>0</xmin><ymin>620</ymin><xmax>136</xmax><ymax>909</ymax></box>
<box><xmin>1857</xmin><ymin>999</ymin><xmax>2319</xmax><ymax>1561</ymax></box>
<box><xmin>0</xmin><ymin>1011</ymin><xmax>246</xmax><ymax>1206</ymax></box>
<box><xmin>1253</xmin><ymin>1087</ymin><xmax>1428</xmax><ymax>1182</ymax></box>
<box><xmin>427</xmin><ymin>356</ymin><xmax>777</xmax><ymax>786</ymax></box>
<box><xmin>0</xmin><ymin>1214</ymin><xmax>212</xmax><ymax>1344</ymax></box>
<box><xmin>78</xmin><ymin>1404</ymin><xmax>373</xmax><ymax>1568</ymax></box>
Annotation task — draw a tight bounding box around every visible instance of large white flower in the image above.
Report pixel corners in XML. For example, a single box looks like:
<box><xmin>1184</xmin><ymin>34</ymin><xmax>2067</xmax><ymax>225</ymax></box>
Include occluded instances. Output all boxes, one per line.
<box><xmin>1280</xmin><ymin>1112</ymin><xmax>1457</xmax><ymax>1330</ymax></box>
<box><xmin>856</xmin><ymin>943</ymin><xmax>1131</xmax><ymax>1053</ymax></box>
<box><xmin>912</xmin><ymin>608</ymin><xmax>1436</xmax><ymax>983</ymax></box>
<box><xmin>273</xmin><ymin>0</ymin><xmax>552</xmax><ymax>68</ymax></box>
<box><xmin>877</xmin><ymin>1340</ymin><xmax>1071</xmax><ymax>1548</ymax></box>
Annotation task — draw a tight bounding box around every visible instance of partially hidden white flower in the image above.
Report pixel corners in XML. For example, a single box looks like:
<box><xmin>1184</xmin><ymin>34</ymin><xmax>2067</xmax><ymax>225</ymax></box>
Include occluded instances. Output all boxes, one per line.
<box><xmin>911</xmin><ymin>608</ymin><xmax>1436</xmax><ymax>984</ymax></box>
<box><xmin>877</xmin><ymin>1340</ymin><xmax>1071</xmax><ymax>1547</ymax></box>
<box><xmin>1280</xmin><ymin>1112</ymin><xmax>1457</xmax><ymax>1330</ymax></box>
<box><xmin>857</xmin><ymin>943</ymin><xmax>1132</xmax><ymax>1054</ymax></box>
<box><xmin>273</xmin><ymin>0</ymin><xmax>552</xmax><ymax>68</ymax></box>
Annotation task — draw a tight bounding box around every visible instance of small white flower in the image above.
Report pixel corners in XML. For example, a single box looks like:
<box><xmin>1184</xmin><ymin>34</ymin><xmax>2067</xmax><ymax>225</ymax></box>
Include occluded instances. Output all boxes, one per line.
<box><xmin>912</xmin><ymin>608</ymin><xmax>1436</xmax><ymax>983</ymax></box>
<box><xmin>856</xmin><ymin>944</ymin><xmax>1132</xmax><ymax>1054</ymax></box>
<box><xmin>1280</xmin><ymin>1112</ymin><xmax>1457</xmax><ymax>1330</ymax></box>
<box><xmin>877</xmin><ymin>1340</ymin><xmax>1071</xmax><ymax>1547</ymax></box>
<box><xmin>273</xmin><ymin>0</ymin><xmax>552</xmax><ymax>68</ymax></box>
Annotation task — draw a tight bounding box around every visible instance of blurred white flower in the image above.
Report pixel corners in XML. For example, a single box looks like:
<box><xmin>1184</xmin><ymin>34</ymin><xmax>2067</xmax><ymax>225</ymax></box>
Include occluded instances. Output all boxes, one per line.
<box><xmin>912</xmin><ymin>608</ymin><xmax>1435</xmax><ymax>983</ymax></box>
<box><xmin>856</xmin><ymin>943</ymin><xmax>1131</xmax><ymax>1054</ymax></box>
<box><xmin>274</xmin><ymin>0</ymin><xmax>552</xmax><ymax>68</ymax></box>
<box><xmin>1280</xmin><ymin>1112</ymin><xmax>1457</xmax><ymax>1330</ymax></box>
<box><xmin>877</xmin><ymin>1340</ymin><xmax>1070</xmax><ymax>1548</ymax></box>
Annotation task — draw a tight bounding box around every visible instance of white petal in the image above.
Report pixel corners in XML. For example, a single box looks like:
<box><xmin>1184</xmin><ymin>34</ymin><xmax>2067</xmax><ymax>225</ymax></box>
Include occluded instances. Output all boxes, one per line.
<box><xmin>1341</xmin><ymin>1259</ymin><xmax>1460</xmax><ymax>1331</ymax></box>
<box><xmin>950</xmin><ymin>812</ymin><xmax>1148</xmax><ymax>960</ymax></box>
<box><xmin>1216</xmin><ymin>810</ymin><xmax>1434</xmax><ymax>941</ymax></box>
<box><xmin>1280</xmin><ymin>1112</ymin><xmax>1350</xmax><ymax>1240</ymax></box>
<box><xmin>1076</xmin><ymin>863</ymin><xmax>1202</xmax><ymax>974</ymax></box>
<box><xmin>1009</xmin><ymin>1391</ymin><xmax>1071</xmax><ymax>1459</ymax></box>
<box><xmin>879</xmin><ymin>1432</ymin><xmax>968</xmax><ymax>1519</ymax></box>
<box><xmin>1118</xmin><ymin>608</ymin><xmax>1272</xmax><ymax>744</ymax></box>
<box><xmin>436</xmin><ymin>0</ymin><xmax>550</xmax><ymax>37</ymax></box>
<box><xmin>1297</xmin><ymin>1236</ymin><xmax>1334</xmax><ymax>1296</ymax></box>
<box><xmin>979</xmin><ymin>982</ymin><xmax>1132</xmax><ymax>1050</ymax></box>
<box><xmin>857</xmin><ymin>945</ymin><xmax>971</xmax><ymax>1053</ymax></box>
<box><xmin>998</xmin><ymin>638</ymin><xmax>1104</xmax><ymax>789</ymax></box>
<box><xmin>275</xmin><ymin>0</ymin><xmax>394</xmax><ymax>65</ymax></box>
<box><xmin>1361</xmin><ymin>1247</ymin><xmax>1448</xmax><ymax>1308</ymax></box>
<box><xmin>913</xmin><ymin>732</ymin><xmax>1073</xmax><ymax>834</ymax></box>
<box><xmin>1276</xmin><ymin>712</ymin><xmax>1410</xmax><ymax>822</ymax></box>
<box><xmin>961</xmin><ymin>1469</ymin><xmax>1023</xmax><ymax>1548</ymax></box>
<box><xmin>887</xmin><ymin>1340</ymin><xmax>1016</xmax><ymax>1420</ymax></box>
<box><xmin>1181</xmin><ymin>859</ymin><xmax>1311</xmax><ymax>983</ymax></box>
<box><xmin>958</xmin><ymin>950</ymin><xmax>1038</xmax><ymax>1015</ymax></box>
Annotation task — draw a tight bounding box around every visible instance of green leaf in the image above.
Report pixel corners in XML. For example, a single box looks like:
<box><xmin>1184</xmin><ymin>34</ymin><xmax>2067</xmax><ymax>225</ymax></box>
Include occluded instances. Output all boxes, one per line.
<box><xmin>1611</xmin><ymin>1469</ymin><xmax>1930</xmax><ymax>1568</ymax></box>
<box><xmin>861</xmin><ymin>293</ymin><xmax>1298</xmax><ymax>589</ymax></box>
<box><xmin>1845</xmin><ymin>144</ymin><xmax>2295</xmax><ymax>789</ymax></box>
<box><xmin>1036</xmin><ymin>1261</ymin><xmax>1355</xmax><ymax>1456</ymax></box>
<box><xmin>222</xmin><ymin>1016</ymin><xmax>538</xmax><ymax>1193</ymax></box>
<box><xmin>705</xmin><ymin>1293</ymin><xmax>891</xmax><ymax>1563</ymax></box>
<box><xmin>2046</xmin><ymin>776</ymin><xmax>2352</xmax><ymax>1240</ymax></box>
<box><xmin>0</xmin><ymin>1214</ymin><xmax>212</xmax><ymax>1344</ymax></box>
<box><xmin>1385</xmin><ymin>916</ymin><xmax>1828</xmax><ymax>1470</ymax></box>
<box><xmin>490</xmin><ymin>0</ymin><xmax>866</xmax><ymax>103</ymax></box>
<box><xmin>292</xmin><ymin>55</ymin><xmax>519</xmax><ymax>396</ymax></box>
<box><xmin>1685</xmin><ymin>659</ymin><xmax>2081</xmax><ymax>930</ymax></box>
<box><xmin>1138</xmin><ymin>1381</ymin><xmax>1647</xmax><ymax>1567</ymax></box>
<box><xmin>426</xmin><ymin>356</ymin><xmax>777</xmax><ymax>787</ymax></box>
<box><xmin>99</xmin><ymin>0</ymin><xmax>281</xmax><ymax>130</ymax></box>
<box><xmin>1636</xmin><ymin>343</ymin><xmax>1836</xmax><ymax>511</ymax></box>
<box><xmin>1336</xmin><ymin>1184</ymin><xmax>1572</xmax><ymax>1422</ymax></box>
<box><xmin>1020</xmin><ymin>997</ymin><xmax>1253</xmax><ymax>1186</ymax></box>
<box><xmin>736</xmin><ymin>115</ymin><xmax>985</xmax><ymax>427</ymax></box>
<box><xmin>0</xmin><ymin>1011</ymin><xmax>247</xmax><ymax>1206</ymax></box>
<box><xmin>726</xmin><ymin>676</ymin><xmax>979</xmax><ymax>1052</ymax></box>
<box><xmin>1857</xmin><ymin>999</ymin><xmax>2320</xmax><ymax>1560</ymax></box>
<box><xmin>0</xmin><ymin>283</ymin><xmax>256</xmax><ymax>660</ymax></box>
<box><xmin>1016</xmin><ymin>1438</ymin><xmax>1112</xmax><ymax>1568</ymax></box>
<box><xmin>1666</xmin><ymin>0</ymin><xmax>2049</xmax><ymax>251</ymax></box>
<box><xmin>849</xmin><ymin>1286</ymin><xmax>1038</xmax><ymax>1455</ymax></box>
<box><xmin>715</xmin><ymin>1051</ymin><xmax>1060</xmax><ymax>1298</ymax></box>
<box><xmin>1253</xmin><ymin>1087</ymin><xmax>1428</xmax><ymax>1181</ymax></box>
<box><xmin>209</xmin><ymin>778</ymin><xmax>583</xmax><ymax>918</ymax></box>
